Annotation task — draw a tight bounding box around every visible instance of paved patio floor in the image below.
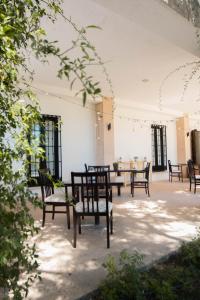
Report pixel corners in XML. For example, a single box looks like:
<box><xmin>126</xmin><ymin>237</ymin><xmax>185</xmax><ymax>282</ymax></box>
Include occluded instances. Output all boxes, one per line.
<box><xmin>28</xmin><ymin>180</ymin><xmax>200</xmax><ymax>300</ymax></box>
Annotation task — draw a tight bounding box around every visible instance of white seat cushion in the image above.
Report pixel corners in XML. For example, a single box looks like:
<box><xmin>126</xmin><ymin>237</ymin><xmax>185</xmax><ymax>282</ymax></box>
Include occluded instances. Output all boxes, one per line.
<box><xmin>172</xmin><ymin>170</ymin><xmax>181</xmax><ymax>173</ymax></box>
<box><xmin>75</xmin><ymin>200</ymin><xmax>112</xmax><ymax>213</ymax></box>
<box><xmin>195</xmin><ymin>175</ymin><xmax>200</xmax><ymax>179</ymax></box>
<box><xmin>133</xmin><ymin>178</ymin><xmax>148</xmax><ymax>183</ymax></box>
<box><xmin>45</xmin><ymin>192</ymin><xmax>67</xmax><ymax>203</ymax></box>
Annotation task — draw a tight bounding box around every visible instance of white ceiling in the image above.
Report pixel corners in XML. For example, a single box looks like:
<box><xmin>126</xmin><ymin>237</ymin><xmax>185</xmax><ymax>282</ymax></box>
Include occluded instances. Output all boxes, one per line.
<box><xmin>32</xmin><ymin>0</ymin><xmax>200</xmax><ymax>114</ymax></box>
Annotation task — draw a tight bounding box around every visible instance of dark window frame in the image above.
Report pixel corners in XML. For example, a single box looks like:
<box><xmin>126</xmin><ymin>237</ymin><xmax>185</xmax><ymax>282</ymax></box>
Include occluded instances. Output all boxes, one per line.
<box><xmin>151</xmin><ymin>124</ymin><xmax>167</xmax><ymax>172</ymax></box>
<box><xmin>28</xmin><ymin>114</ymin><xmax>62</xmax><ymax>185</ymax></box>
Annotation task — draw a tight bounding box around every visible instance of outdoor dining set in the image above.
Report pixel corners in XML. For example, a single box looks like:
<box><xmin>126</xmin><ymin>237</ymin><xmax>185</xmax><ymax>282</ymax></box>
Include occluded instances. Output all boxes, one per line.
<box><xmin>37</xmin><ymin>159</ymin><xmax>200</xmax><ymax>249</ymax></box>
<box><xmin>38</xmin><ymin>162</ymin><xmax>151</xmax><ymax>248</ymax></box>
<box><xmin>168</xmin><ymin>159</ymin><xmax>200</xmax><ymax>193</ymax></box>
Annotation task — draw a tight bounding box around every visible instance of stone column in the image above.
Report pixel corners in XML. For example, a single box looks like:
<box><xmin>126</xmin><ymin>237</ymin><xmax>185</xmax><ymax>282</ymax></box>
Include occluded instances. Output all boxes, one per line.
<box><xmin>95</xmin><ymin>97</ymin><xmax>114</xmax><ymax>166</ymax></box>
<box><xmin>176</xmin><ymin>114</ymin><xmax>191</xmax><ymax>176</ymax></box>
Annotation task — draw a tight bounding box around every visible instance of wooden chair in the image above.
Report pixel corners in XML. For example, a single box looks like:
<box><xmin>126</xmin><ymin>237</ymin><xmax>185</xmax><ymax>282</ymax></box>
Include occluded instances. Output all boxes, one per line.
<box><xmin>87</xmin><ymin>165</ymin><xmax>110</xmax><ymax>179</ymax></box>
<box><xmin>38</xmin><ymin>169</ymin><xmax>71</xmax><ymax>228</ymax></box>
<box><xmin>87</xmin><ymin>165</ymin><xmax>112</xmax><ymax>199</ymax></box>
<box><xmin>131</xmin><ymin>162</ymin><xmax>150</xmax><ymax>197</ymax></box>
<box><xmin>187</xmin><ymin>160</ymin><xmax>200</xmax><ymax>193</ymax></box>
<box><xmin>168</xmin><ymin>160</ymin><xmax>183</xmax><ymax>182</ymax></box>
<box><xmin>71</xmin><ymin>171</ymin><xmax>113</xmax><ymax>248</ymax></box>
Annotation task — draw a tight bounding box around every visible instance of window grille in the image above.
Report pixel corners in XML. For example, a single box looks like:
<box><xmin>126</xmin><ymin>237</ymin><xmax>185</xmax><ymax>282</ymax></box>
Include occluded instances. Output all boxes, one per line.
<box><xmin>29</xmin><ymin>114</ymin><xmax>62</xmax><ymax>183</ymax></box>
<box><xmin>151</xmin><ymin>125</ymin><xmax>167</xmax><ymax>172</ymax></box>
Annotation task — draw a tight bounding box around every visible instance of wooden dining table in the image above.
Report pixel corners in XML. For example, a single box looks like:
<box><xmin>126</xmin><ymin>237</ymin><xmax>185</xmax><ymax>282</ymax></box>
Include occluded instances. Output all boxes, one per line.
<box><xmin>63</xmin><ymin>169</ymin><xmax>145</xmax><ymax>197</ymax></box>
<box><xmin>64</xmin><ymin>175</ymin><xmax>124</xmax><ymax>196</ymax></box>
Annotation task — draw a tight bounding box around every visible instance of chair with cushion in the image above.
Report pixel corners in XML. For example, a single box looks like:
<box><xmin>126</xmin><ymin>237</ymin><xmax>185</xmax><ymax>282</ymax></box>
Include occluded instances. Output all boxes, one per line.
<box><xmin>131</xmin><ymin>162</ymin><xmax>150</xmax><ymax>197</ymax></box>
<box><xmin>168</xmin><ymin>160</ymin><xmax>183</xmax><ymax>182</ymax></box>
<box><xmin>38</xmin><ymin>169</ymin><xmax>71</xmax><ymax>228</ymax></box>
<box><xmin>71</xmin><ymin>171</ymin><xmax>113</xmax><ymax>248</ymax></box>
<box><xmin>187</xmin><ymin>160</ymin><xmax>200</xmax><ymax>193</ymax></box>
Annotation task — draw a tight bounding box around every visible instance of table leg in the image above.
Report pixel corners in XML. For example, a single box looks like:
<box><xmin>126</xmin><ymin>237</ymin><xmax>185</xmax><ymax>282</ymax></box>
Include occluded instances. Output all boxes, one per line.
<box><xmin>95</xmin><ymin>216</ymin><xmax>100</xmax><ymax>225</ymax></box>
<box><xmin>117</xmin><ymin>186</ymin><xmax>121</xmax><ymax>196</ymax></box>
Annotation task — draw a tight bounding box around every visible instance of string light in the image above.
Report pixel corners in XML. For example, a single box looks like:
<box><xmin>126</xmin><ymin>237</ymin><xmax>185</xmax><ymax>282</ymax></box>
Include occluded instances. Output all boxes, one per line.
<box><xmin>31</xmin><ymin>85</ymin><xmax>176</xmax><ymax>127</ymax></box>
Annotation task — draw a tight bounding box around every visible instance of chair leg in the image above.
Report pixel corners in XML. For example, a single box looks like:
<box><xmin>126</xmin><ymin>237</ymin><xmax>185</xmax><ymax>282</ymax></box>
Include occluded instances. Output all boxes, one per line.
<box><xmin>106</xmin><ymin>215</ymin><xmax>110</xmax><ymax>248</ymax></box>
<box><xmin>190</xmin><ymin>178</ymin><xmax>192</xmax><ymax>191</ymax></box>
<box><xmin>42</xmin><ymin>204</ymin><xmax>46</xmax><ymax>227</ymax></box>
<box><xmin>145</xmin><ymin>185</ymin><xmax>147</xmax><ymax>195</ymax></box>
<box><xmin>52</xmin><ymin>205</ymin><xmax>55</xmax><ymax>220</ymax></box>
<box><xmin>109</xmin><ymin>188</ymin><xmax>113</xmax><ymax>203</ymax></box>
<box><xmin>194</xmin><ymin>182</ymin><xmax>196</xmax><ymax>194</ymax></box>
<box><xmin>73</xmin><ymin>211</ymin><xmax>77</xmax><ymax>248</ymax></box>
<box><xmin>66</xmin><ymin>205</ymin><xmax>70</xmax><ymax>229</ymax></box>
<box><xmin>78</xmin><ymin>216</ymin><xmax>82</xmax><ymax>234</ymax></box>
<box><xmin>147</xmin><ymin>184</ymin><xmax>150</xmax><ymax>197</ymax></box>
<box><xmin>110</xmin><ymin>211</ymin><xmax>113</xmax><ymax>234</ymax></box>
<box><xmin>169</xmin><ymin>173</ymin><xmax>170</xmax><ymax>182</ymax></box>
<box><xmin>131</xmin><ymin>184</ymin><xmax>134</xmax><ymax>197</ymax></box>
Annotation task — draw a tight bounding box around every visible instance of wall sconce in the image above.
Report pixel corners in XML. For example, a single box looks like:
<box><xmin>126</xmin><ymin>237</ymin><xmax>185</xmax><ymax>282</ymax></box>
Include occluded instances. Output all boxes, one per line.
<box><xmin>107</xmin><ymin>123</ymin><xmax>111</xmax><ymax>131</ymax></box>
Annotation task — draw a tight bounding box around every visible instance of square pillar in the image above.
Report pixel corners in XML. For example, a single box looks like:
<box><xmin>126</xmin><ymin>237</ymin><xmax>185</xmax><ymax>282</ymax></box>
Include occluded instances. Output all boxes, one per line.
<box><xmin>176</xmin><ymin>115</ymin><xmax>191</xmax><ymax>177</ymax></box>
<box><xmin>176</xmin><ymin>115</ymin><xmax>191</xmax><ymax>163</ymax></box>
<box><xmin>95</xmin><ymin>97</ymin><xmax>114</xmax><ymax>166</ymax></box>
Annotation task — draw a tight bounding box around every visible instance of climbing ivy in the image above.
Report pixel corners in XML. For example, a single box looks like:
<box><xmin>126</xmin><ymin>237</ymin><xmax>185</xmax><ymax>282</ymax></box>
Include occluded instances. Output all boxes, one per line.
<box><xmin>0</xmin><ymin>1</ymin><xmax>104</xmax><ymax>298</ymax></box>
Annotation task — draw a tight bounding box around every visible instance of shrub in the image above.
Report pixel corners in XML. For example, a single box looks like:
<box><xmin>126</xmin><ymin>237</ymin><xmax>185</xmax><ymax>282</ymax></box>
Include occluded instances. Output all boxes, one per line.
<box><xmin>99</xmin><ymin>236</ymin><xmax>200</xmax><ymax>300</ymax></box>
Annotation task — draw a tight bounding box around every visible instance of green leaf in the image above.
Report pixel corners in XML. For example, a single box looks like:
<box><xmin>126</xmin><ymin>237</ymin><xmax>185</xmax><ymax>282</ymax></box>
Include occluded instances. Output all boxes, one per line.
<box><xmin>94</xmin><ymin>88</ymin><xmax>101</xmax><ymax>94</ymax></box>
<box><xmin>83</xmin><ymin>91</ymin><xmax>87</xmax><ymax>106</ymax></box>
<box><xmin>70</xmin><ymin>78</ymin><xmax>77</xmax><ymax>90</ymax></box>
<box><xmin>86</xmin><ymin>25</ymin><xmax>102</xmax><ymax>30</ymax></box>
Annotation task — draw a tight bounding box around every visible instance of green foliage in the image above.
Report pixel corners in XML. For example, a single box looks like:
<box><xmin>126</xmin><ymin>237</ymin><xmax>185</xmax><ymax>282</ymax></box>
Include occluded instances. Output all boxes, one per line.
<box><xmin>0</xmin><ymin>0</ymin><xmax>104</xmax><ymax>298</ymax></box>
<box><xmin>100</xmin><ymin>250</ymin><xmax>144</xmax><ymax>300</ymax></box>
<box><xmin>112</xmin><ymin>162</ymin><xmax>119</xmax><ymax>171</ymax></box>
<box><xmin>99</xmin><ymin>236</ymin><xmax>200</xmax><ymax>300</ymax></box>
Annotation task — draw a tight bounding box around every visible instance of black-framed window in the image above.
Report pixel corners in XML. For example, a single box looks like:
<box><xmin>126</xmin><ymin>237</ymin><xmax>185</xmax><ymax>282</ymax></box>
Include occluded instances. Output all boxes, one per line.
<box><xmin>29</xmin><ymin>114</ymin><xmax>62</xmax><ymax>184</ymax></box>
<box><xmin>151</xmin><ymin>125</ymin><xmax>167</xmax><ymax>172</ymax></box>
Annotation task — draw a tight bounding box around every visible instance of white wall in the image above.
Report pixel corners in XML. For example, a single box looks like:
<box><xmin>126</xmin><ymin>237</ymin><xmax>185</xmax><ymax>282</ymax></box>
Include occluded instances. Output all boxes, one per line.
<box><xmin>114</xmin><ymin>105</ymin><xmax>177</xmax><ymax>181</ymax></box>
<box><xmin>38</xmin><ymin>93</ymin><xmax>178</xmax><ymax>182</ymax></box>
<box><xmin>38</xmin><ymin>94</ymin><xmax>96</xmax><ymax>181</ymax></box>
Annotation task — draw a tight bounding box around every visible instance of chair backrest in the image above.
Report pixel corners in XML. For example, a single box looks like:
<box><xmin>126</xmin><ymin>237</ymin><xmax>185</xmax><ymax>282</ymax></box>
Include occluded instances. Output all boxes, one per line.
<box><xmin>87</xmin><ymin>165</ymin><xmax>110</xmax><ymax>172</ymax></box>
<box><xmin>87</xmin><ymin>165</ymin><xmax>110</xmax><ymax>183</ymax></box>
<box><xmin>168</xmin><ymin>160</ymin><xmax>172</xmax><ymax>172</ymax></box>
<box><xmin>187</xmin><ymin>159</ymin><xmax>195</xmax><ymax>177</ymax></box>
<box><xmin>84</xmin><ymin>163</ymin><xmax>88</xmax><ymax>172</ymax></box>
<box><xmin>145</xmin><ymin>162</ymin><xmax>151</xmax><ymax>180</ymax></box>
<box><xmin>38</xmin><ymin>169</ymin><xmax>54</xmax><ymax>201</ymax></box>
<box><xmin>71</xmin><ymin>171</ymin><xmax>109</xmax><ymax>214</ymax></box>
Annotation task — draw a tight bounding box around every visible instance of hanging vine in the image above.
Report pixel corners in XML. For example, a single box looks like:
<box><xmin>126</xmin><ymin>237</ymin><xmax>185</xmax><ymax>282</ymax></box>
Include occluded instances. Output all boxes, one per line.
<box><xmin>0</xmin><ymin>0</ymin><xmax>113</xmax><ymax>299</ymax></box>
